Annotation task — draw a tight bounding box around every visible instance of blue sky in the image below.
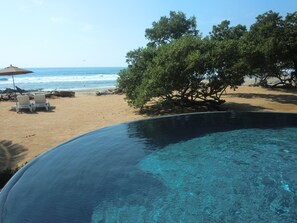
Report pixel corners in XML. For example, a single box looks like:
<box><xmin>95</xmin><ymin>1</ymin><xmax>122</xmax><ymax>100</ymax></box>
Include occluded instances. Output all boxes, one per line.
<box><xmin>0</xmin><ymin>0</ymin><xmax>296</xmax><ymax>68</ymax></box>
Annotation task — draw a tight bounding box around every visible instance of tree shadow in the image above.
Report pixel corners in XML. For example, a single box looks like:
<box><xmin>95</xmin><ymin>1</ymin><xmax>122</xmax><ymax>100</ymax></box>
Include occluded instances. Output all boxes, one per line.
<box><xmin>138</xmin><ymin>99</ymin><xmax>270</xmax><ymax>116</ymax></box>
<box><xmin>220</xmin><ymin>102</ymin><xmax>269</xmax><ymax>111</ymax></box>
<box><xmin>139</xmin><ymin>103</ymin><xmax>220</xmax><ymax>116</ymax></box>
<box><xmin>227</xmin><ymin>93</ymin><xmax>297</xmax><ymax>105</ymax></box>
<box><xmin>0</xmin><ymin>140</ymin><xmax>28</xmax><ymax>171</ymax></box>
<box><xmin>267</xmin><ymin>87</ymin><xmax>297</xmax><ymax>94</ymax></box>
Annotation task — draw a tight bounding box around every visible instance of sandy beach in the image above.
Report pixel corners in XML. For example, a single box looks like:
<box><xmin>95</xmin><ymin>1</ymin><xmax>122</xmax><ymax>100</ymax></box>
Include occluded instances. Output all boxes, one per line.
<box><xmin>0</xmin><ymin>86</ymin><xmax>296</xmax><ymax>170</ymax></box>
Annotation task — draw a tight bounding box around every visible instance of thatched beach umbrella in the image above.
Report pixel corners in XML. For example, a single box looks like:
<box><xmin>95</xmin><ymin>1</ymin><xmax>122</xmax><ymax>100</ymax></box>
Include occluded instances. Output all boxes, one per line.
<box><xmin>0</xmin><ymin>65</ymin><xmax>33</xmax><ymax>90</ymax></box>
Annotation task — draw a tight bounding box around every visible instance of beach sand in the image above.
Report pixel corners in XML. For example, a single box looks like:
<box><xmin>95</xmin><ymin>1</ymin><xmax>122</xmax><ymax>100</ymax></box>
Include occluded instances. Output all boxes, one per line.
<box><xmin>0</xmin><ymin>86</ymin><xmax>296</xmax><ymax>170</ymax></box>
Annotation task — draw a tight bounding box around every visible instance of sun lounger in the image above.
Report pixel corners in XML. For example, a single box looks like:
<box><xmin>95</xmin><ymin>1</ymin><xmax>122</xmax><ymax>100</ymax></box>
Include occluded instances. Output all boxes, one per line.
<box><xmin>34</xmin><ymin>94</ymin><xmax>51</xmax><ymax>111</ymax></box>
<box><xmin>16</xmin><ymin>95</ymin><xmax>34</xmax><ymax>112</ymax></box>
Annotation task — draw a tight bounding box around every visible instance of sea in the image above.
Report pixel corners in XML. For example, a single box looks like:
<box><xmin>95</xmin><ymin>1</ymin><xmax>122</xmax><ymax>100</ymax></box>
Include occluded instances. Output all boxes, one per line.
<box><xmin>0</xmin><ymin>67</ymin><xmax>124</xmax><ymax>91</ymax></box>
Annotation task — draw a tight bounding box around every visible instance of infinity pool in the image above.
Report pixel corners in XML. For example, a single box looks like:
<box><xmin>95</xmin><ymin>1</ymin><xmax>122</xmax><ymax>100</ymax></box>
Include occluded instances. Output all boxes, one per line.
<box><xmin>0</xmin><ymin>112</ymin><xmax>297</xmax><ymax>222</ymax></box>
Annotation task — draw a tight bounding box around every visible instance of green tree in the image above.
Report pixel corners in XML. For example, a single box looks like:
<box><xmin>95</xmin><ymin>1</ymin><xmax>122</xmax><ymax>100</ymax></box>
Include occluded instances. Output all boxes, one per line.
<box><xmin>210</xmin><ymin>20</ymin><xmax>247</xmax><ymax>41</ymax></box>
<box><xmin>145</xmin><ymin>35</ymin><xmax>206</xmax><ymax>105</ymax></box>
<box><xmin>145</xmin><ymin>11</ymin><xmax>198</xmax><ymax>46</ymax></box>
<box><xmin>118</xmin><ymin>12</ymin><xmax>247</xmax><ymax>110</ymax></box>
<box><xmin>246</xmin><ymin>11</ymin><xmax>296</xmax><ymax>88</ymax></box>
<box><xmin>205</xmin><ymin>21</ymin><xmax>248</xmax><ymax>99</ymax></box>
<box><xmin>117</xmin><ymin>47</ymin><xmax>157</xmax><ymax>107</ymax></box>
<box><xmin>282</xmin><ymin>12</ymin><xmax>297</xmax><ymax>87</ymax></box>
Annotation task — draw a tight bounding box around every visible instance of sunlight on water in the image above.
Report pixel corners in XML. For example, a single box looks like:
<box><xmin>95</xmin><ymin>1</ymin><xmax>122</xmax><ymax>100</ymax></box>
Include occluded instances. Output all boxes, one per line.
<box><xmin>92</xmin><ymin>128</ymin><xmax>297</xmax><ymax>223</ymax></box>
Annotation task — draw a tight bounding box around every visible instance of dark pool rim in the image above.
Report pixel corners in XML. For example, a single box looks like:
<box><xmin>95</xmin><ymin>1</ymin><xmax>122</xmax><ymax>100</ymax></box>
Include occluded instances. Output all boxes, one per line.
<box><xmin>2</xmin><ymin>111</ymin><xmax>297</xmax><ymax>179</ymax></box>
<box><xmin>2</xmin><ymin>111</ymin><xmax>297</xmax><ymax>185</ymax></box>
<box><xmin>5</xmin><ymin>111</ymin><xmax>297</xmax><ymax>163</ymax></box>
<box><xmin>53</xmin><ymin>110</ymin><xmax>297</xmax><ymax>146</ymax></box>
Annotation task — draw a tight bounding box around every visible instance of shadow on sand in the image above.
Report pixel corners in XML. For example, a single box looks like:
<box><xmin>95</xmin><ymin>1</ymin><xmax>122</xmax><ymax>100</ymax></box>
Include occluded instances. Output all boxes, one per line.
<box><xmin>220</xmin><ymin>102</ymin><xmax>269</xmax><ymax>111</ymax></box>
<box><xmin>139</xmin><ymin>103</ymin><xmax>213</xmax><ymax>116</ymax></box>
<box><xmin>9</xmin><ymin>106</ymin><xmax>56</xmax><ymax>114</ymax></box>
<box><xmin>0</xmin><ymin>140</ymin><xmax>28</xmax><ymax>171</ymax></box>
<box><xmin>227</xmin><ymin>93</ymin><xmax>297</xmax><ymax>105</ymax></box>
<box><xmin>139</xmin><ymin>101</ymin><xmax>268</xmax><ymax>116</ymax></box>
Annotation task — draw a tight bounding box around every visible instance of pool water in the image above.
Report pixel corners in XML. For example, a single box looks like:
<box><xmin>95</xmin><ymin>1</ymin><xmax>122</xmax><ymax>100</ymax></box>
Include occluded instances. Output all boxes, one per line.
<box><xmin>92</xmin><ymin>128</ymin><xmax>297</xmax><ymax>222</ymax></box>
<box><xmin>0</xmin><ymin>112</ymin><xmax>297</xmax><ymax>223</ymax></box>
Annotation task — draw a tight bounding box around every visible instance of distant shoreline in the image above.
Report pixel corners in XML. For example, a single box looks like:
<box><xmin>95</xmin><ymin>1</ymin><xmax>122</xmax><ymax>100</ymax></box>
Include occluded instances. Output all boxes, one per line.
<box><xmin>0</xmin><ymin>67</ymin><xmax>121</xmax><ymax>91</ymax></box>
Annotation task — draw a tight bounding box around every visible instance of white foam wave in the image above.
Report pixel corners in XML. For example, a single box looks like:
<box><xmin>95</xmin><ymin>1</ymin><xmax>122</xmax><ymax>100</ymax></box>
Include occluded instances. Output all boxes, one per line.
<box><xmin>0</xmin><ymin>74</ymin><xmax>119</xmax><ymax>85</ymax></box>
<box><xmin>41</xmin><ymin>85</ymin><xmax>117</xmax><ymax>91</ymax></box>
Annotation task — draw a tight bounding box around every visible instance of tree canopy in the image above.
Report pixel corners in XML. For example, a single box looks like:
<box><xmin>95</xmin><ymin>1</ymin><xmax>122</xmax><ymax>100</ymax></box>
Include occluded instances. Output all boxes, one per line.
<box><xmin>145</xmin><ymin>11</ymin><xmax>198</xmax><ymax>47</ymax></box>
<box><xmin>246</xmin><ymin>11</ymin><xmax>297</xmax><ymax>87</ymax></box>
<box><xmin>118</xmin><ymin>10</ymin><xmax>296</xmax><ymax>111</ymax></box>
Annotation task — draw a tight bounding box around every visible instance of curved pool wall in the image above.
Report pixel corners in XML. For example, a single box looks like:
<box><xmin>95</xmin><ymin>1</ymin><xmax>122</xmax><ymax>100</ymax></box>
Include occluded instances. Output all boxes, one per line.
<box><xmin>0</xmin><ymin>112</ymin><xmax>297</xmax><ymax>222</ymax></box>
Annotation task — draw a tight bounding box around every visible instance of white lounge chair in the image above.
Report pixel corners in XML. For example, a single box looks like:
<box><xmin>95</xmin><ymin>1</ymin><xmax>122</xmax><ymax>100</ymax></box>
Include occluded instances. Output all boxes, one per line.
<box><xmin>16</xmin><ymin>95</ymin><xmax>34</xmax><ymax>112</ymax></box>
<box><xmin>34</xmin><ymin>94</ymin><xmax>51</xmax><ymax>111</ymax></box>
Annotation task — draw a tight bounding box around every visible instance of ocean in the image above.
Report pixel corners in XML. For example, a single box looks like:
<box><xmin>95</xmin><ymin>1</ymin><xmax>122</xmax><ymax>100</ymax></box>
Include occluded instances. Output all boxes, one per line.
<box><xmin>0</xmin><ymin>67</ymin><xmax>124</xmax><ymax>91</ymax></box>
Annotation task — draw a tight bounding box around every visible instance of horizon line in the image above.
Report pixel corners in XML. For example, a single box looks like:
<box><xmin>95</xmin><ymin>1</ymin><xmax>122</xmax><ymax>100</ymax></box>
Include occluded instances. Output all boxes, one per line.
<box><xmin>1</xmin><ymin>66</ymin><xmax>127</xmax><ymax>69</ymax></box>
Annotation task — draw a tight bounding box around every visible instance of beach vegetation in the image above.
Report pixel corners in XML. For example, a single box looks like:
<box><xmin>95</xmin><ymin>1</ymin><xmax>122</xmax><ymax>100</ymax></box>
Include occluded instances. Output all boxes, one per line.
<box><xmin>118</xmin><ymin>11</ymin><xmax>246</xmax><ymax>110</ymax></box>
<box><xmin>246</xmin><ymin>11</ymin><xmax>297</xmax><ymax>88</ymax></box>
<box><xmin>145</xmin><ymin>11</ymin><xmax>198</xmax><ymax>47</ymax></box>
<box><xmin>117</xmin><ymin>47</ymin><xmax>157</xmax><ymax>107</ymax></box>
<box><xmin>118</xmin><ymin>10</ymin><xmax>297</xmax><ymax>111</ymax></box>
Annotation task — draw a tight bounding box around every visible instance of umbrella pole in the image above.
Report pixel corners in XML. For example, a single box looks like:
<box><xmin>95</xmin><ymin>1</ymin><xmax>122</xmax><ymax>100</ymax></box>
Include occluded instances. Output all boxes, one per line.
<box><xmin>12</xmin><ymin>75</ymin><xmax>17</xmax><ymax>104</ymax></box>
<box><xmin>12</xmin><ymin>74</ymin><xmax>16</xmax><ymax>90</ymax></box>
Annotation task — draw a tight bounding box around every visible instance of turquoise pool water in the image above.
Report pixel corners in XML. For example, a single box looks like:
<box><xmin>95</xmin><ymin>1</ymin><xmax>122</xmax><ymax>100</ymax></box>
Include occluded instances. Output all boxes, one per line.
<box><xmin>0</xmin><ymin>112</ymin><xmax>296</xmax><ymax>223</ymax></box>
<box><xmin>92</xmin><ymin>128</ymin><xmax>297</xmax><ymax>222</ymax></box>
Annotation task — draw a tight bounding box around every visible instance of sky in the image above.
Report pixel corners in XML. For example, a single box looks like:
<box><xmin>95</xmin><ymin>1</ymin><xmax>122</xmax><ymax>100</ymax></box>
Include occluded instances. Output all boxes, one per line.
<box><xmin>0</xmin><ymin>0</ymin><xmax>296</xmax><ymax>68</ymax></box>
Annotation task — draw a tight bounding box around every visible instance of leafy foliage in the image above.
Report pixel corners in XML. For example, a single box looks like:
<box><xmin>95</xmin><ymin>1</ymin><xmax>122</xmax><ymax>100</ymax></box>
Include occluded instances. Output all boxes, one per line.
<box><xmin>118</xmin><ymin>47</ymin><xmax>157</xmax><ymax>107</ymax></box>
<box><xmin>210</xmin><ymin>20</ymin><xmax>247</xmax><ymax>41</ymax></box>
<box><xmin>207</xmin><ymin>21</ymin><xmax>248</xmax><ymax>94</ymax></box>
<box><xmin>145</xmin><ymin>11</ymin><xmax>198</xmax><ymax>47</ymax></box>
<box><xmin>282</xmin><ymin>12</ymin><xmax>297</xmax><ymax>86</ymax></box>
<box><xmin>247</xmin><ymin>11</ymin><xmax>296</xmax><ymax>87</ymax></box>
<box><xmin>118</xmin><ymin>10</ymin><xmax>297</xmax><ymax>111</ymax></box>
